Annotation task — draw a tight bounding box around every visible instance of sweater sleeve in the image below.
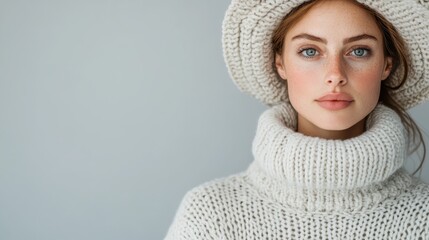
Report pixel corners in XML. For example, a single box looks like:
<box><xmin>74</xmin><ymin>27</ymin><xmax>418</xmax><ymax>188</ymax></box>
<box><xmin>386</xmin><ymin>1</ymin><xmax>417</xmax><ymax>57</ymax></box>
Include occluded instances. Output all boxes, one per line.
<box><xmin>164</xmin><ymin>186</ymin><xmax>220</xmax><ymax>240</ymax></box>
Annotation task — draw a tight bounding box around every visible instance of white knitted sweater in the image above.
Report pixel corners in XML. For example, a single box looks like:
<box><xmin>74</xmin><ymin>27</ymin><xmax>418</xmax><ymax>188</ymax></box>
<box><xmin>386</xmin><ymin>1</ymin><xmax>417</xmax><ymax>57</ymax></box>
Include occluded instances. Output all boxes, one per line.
<box><xmin>165</xmin><ymin>103</ymin><xmax>429</xmax><ymax>239</ymax></box>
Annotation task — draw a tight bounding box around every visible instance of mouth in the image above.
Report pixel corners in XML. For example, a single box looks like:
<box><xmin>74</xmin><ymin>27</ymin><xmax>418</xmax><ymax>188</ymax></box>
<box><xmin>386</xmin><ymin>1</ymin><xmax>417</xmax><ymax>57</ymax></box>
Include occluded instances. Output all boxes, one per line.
<box><xmin>316</xmin><ymin>93</ymin><xmax>354</xmax><ymax>110</ymax></box>
<box><xmin>316</xmin><ymin>93</ymin><xmax>354</xmax><ymax>102</ymax></box>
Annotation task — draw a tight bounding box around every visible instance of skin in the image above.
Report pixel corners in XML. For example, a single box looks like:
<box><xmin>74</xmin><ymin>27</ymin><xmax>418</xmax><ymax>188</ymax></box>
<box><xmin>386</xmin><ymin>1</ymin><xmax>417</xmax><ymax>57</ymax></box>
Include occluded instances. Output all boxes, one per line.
<box><xmin>275</xmin><ymin>0</ymin><xmax>393</xmax><ymax>140</ymax></box>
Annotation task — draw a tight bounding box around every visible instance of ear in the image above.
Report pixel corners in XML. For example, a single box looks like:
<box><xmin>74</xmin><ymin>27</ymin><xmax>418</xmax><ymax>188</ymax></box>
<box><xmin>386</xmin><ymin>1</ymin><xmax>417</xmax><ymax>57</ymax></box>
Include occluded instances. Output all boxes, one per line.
<box><xmin>381</xmin><ymin>56</ymin><xmax>393</xmax><ymax>81</ymax></box>
<box><xmin>275</xmin><ymin>54</ymin><xmax>287</xmax><ymax>80</ymax></box>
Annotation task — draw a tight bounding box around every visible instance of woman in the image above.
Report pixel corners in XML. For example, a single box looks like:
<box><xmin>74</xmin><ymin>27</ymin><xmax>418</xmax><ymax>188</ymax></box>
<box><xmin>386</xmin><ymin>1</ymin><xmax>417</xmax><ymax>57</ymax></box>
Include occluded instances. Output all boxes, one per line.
<box><xmin>165</xmin><ymin>0</ymin><xmax>429</xmax><ymax>239</ymax></box>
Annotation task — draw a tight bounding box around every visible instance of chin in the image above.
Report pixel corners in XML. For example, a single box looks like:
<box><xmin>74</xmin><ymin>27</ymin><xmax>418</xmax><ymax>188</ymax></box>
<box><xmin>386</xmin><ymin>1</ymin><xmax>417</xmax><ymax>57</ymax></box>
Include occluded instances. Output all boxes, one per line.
<box><xmin>317</xmin><ymin>124</ymin><xmax>353</xmax><ymax>131</ymax></box>
<box><xmin>316</xmin><ymin>118</ymin><xmax>363</xmax><ymax>132</ymax></box>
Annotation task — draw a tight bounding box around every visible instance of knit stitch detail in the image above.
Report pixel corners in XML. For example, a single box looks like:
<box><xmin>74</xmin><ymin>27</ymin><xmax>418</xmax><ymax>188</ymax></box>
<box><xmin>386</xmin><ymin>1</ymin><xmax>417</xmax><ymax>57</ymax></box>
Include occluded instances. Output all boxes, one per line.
<box><xmin>165</xmin><ymin>104</ymin><xmax>429</xmax><ymax>239</ymax></box>
<box><xmin>252</xmin><ymin>103</ymin><xmax>405</xmax><ymax>188</ymax></box>
<box><xmin>165</xmin><ymin>175</ymin><xmax>429</xmax><ymax>239</ymax></box>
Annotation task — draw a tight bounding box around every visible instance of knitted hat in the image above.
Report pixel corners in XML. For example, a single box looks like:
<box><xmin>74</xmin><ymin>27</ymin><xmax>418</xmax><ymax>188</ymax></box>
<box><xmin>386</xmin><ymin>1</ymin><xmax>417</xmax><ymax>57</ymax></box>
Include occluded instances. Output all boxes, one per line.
<box><xmin>222</xmin><ymin>0</ymin><xmax>429</xmax><ymax>109</ymax></box>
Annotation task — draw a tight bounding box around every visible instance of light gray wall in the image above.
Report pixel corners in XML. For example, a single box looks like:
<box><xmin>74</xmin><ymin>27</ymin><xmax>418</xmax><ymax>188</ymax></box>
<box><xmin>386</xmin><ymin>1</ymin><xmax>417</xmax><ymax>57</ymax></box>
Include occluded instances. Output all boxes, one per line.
<box><xmin>0</xmin><ymin>1</ymin><xmax>428</xmax><ymax>240</ymax></box>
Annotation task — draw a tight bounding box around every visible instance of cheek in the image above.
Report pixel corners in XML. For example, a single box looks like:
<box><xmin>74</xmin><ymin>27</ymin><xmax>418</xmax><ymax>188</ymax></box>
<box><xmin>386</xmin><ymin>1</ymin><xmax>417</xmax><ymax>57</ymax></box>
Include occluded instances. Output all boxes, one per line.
<box><xmin>284</xmin><ymin>59</ymin><xmax>324</xmax><ymax>102</ymax></box>
<box><xmin>283</xmin><ymin>53</ymin><xmax>323</xmax><ymax>91</ymax></box>
<box><xmin>285</xmin><ymin>68</ymin><xmax>316</xmax><ymax>101</ymax></box>
<box><xmin>350</xmin><ymin>66</ymin><xmax>384</xmax><ymax>104</ymax></box>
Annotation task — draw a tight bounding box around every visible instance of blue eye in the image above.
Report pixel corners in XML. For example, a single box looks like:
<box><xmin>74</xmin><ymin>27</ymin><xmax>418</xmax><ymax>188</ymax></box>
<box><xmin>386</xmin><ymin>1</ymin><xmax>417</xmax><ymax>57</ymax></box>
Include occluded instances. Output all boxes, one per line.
<box><xmin>351</xmin><ymin>48</ymin><xmax>369</xmax><ymax>57</ymax></box>
<box><xmin>300</xmin><ymin>48</ymin><xmax>318</xmax><ymax>58</ymax></box>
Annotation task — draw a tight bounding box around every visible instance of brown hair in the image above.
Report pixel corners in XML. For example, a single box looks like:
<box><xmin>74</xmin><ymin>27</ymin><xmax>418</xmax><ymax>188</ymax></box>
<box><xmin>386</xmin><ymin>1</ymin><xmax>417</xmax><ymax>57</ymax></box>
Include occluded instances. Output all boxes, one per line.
<box><xmin>271</xmin><ymin>0</ymin><xmax>426</xmax><ymax>176</ymax></box>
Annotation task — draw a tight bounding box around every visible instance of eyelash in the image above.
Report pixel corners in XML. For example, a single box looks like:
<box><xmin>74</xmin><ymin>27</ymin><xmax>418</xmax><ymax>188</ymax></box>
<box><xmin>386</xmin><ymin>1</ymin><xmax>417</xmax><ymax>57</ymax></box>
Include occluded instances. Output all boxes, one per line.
<box><xmin>297</xmin><ymin>47</ymin><xmax>372</xmax><ymax>58</ymax></box>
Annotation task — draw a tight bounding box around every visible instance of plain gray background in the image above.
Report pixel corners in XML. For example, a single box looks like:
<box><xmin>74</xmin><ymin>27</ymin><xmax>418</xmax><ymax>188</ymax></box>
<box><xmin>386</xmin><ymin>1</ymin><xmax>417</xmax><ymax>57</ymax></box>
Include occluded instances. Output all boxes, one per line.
<box><xmin>0</xmin><ymin>1</ymin><xmax>428</xmax><ymax>239</ymax></box>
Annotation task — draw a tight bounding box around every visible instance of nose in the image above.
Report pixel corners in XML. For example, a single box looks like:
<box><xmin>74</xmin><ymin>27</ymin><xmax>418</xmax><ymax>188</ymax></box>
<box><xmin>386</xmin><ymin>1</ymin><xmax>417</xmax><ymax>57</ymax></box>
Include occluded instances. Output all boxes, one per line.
<box><xmin>325</xmin><ymin>56</ymin><xmax>347</xmax><ymax>87</ymax></box>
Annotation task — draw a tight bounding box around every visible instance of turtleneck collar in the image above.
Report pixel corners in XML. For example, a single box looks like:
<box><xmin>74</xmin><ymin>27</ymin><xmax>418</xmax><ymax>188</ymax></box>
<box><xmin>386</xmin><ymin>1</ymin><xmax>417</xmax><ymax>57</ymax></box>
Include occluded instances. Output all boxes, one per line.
<box><xmin>245</xmin><ymin>102</ymin><xmax>414</xmax><ymax>212</ymax></box>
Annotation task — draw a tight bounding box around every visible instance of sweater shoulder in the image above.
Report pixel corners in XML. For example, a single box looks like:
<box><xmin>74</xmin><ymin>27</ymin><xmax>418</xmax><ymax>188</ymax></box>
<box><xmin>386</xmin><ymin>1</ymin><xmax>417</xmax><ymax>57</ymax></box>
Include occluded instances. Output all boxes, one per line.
<box><xmin>186</xmin><ymin>171</ymin><xmax>249</xmax><ymax>196</ymax></box>
<box><xmin>177</xmin><ymin>171</ymin><xmax>252</xmax><ymax>212</ymax></box>
<box><xmin>164</xmin><ymin>171</ymin><xmax>249</xmax><ymax>240</ymax></box>
<box><xmin>398</xmin><ymin>177</ymin><xmax>429</xmax><ymax>204</ymax></box>
<box><xmin>383</xmin><ymin>177</ymin><xmax>429</xmax><ymax>225</ymax></box>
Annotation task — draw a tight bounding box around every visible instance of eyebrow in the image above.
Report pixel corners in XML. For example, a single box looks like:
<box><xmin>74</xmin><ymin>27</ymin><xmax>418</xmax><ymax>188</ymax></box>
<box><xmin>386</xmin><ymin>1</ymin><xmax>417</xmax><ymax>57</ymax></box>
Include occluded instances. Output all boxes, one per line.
<box><xmin>344</xmin><ymin>34</ymin><xmax>378</xmax><ymax>44</ymax></box>
<box><xmin>291</xmin><ymin>33</ymin><xmax>378</xmax><ymax>44</ymax></box>
<box><xmin>292</xmin><ymin>33</ymin><xmax>327</xmax><ymax>43</ymax></box>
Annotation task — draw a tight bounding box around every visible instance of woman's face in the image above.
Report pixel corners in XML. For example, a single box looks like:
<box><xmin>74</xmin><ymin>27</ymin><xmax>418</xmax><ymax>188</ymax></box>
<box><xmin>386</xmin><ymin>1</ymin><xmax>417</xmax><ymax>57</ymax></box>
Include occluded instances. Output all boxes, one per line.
<box><xmin>275</xmin><ymin>0</ymin><xmax>392</xmax><ymax>139</ymax></box>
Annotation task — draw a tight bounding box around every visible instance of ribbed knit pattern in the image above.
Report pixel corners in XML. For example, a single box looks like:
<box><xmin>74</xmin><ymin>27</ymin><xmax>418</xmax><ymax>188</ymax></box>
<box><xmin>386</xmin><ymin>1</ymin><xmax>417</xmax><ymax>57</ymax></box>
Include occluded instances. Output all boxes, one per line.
<box><xmin>165</xmin><ymin>103</ymin><xmax>429</xmax><ymax>239</ymax></box>
<box><xmin>221</xmin><ymin>0</ymin><xmax>429</xmax><ymax>109</ymax></box>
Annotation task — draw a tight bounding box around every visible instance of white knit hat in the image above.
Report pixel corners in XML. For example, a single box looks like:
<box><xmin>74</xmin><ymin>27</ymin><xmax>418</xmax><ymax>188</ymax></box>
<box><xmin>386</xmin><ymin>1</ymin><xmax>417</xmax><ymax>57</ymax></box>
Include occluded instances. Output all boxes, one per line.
<box><xmin>222</xmin><ymin>0</ymin><xmax>429</xmax><ymax>109</ymax></box>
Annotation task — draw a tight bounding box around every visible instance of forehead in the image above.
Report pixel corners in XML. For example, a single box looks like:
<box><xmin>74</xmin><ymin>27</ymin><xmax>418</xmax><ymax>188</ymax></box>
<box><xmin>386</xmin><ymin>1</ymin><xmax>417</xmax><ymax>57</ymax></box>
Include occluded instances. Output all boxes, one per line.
<box><xmin>286</xmin><ymin>0</ymin><xmax>382</xmax><ymax>40</ymax></box>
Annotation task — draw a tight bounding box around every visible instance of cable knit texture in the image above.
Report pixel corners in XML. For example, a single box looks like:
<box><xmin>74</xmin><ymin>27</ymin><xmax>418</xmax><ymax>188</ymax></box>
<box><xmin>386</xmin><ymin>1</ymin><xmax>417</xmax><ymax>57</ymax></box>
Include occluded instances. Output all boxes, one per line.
<box><xmin>165</xmin><ymin>103</ymin><xmax>429</xmax><ymax>239</ymax></box>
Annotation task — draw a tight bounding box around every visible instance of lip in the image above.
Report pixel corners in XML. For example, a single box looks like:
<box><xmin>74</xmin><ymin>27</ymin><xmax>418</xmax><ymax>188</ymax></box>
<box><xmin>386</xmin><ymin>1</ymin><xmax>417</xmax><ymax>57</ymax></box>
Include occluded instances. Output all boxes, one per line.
<box><xmin>316</xmin><ymin>93</ymin><xmax>354</xmax><ymax>101</ymax></box>
<box><xmin>316</xmin><ymin>93</ymin><xmax>354</xmax><ymax>110</ymax></box>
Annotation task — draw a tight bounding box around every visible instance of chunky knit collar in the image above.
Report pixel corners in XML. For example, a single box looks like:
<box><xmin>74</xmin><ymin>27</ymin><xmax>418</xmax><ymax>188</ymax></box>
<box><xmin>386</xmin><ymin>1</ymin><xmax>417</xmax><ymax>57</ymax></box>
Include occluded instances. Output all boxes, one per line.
<box><xmin>245</xmin><ymin>102</ymin><xmax>414</xmax><ymax>212</ymax></box>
